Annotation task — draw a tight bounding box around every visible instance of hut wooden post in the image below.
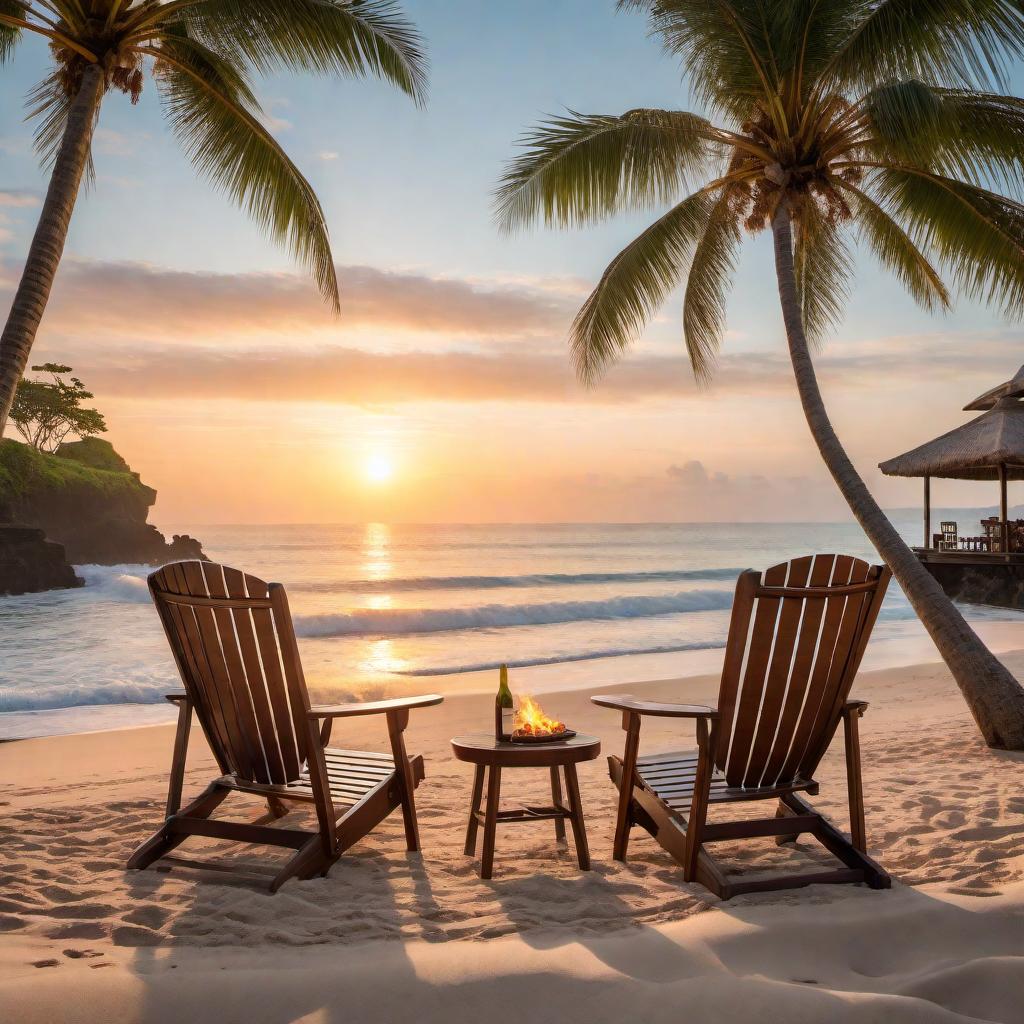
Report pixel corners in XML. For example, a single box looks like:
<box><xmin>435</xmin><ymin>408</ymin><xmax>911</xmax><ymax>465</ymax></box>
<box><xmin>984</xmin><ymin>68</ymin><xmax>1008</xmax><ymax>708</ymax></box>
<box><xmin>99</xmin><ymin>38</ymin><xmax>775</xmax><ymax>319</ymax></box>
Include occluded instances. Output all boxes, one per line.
<box><xmin>999</xmin><ymin>463</ymin><xmax>1008</xmax><ymax>553</ymax></box>
<box><xmin>923</xmin><ymin>475</ymin><xmax>931</xmax><ymax>549</ymax></box>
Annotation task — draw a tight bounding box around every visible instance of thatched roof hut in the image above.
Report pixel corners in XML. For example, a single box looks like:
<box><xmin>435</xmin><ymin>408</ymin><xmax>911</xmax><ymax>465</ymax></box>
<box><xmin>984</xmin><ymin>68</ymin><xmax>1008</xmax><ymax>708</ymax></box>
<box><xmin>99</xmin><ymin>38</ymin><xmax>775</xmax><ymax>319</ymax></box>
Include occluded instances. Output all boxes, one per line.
<box><xmin>963</xmin><ymin>364</ymin><xmax>1024</xmax><ymax>412</ymax></box>
<box><xmin>880</xmin><ymin>367</ymin><xmax>1024</xmax><ymax>549</ymax></box>
<box><xmin>879</xmin><ymin>396</ymin><xmax>1024</xmax><ymax>481</ymax></box>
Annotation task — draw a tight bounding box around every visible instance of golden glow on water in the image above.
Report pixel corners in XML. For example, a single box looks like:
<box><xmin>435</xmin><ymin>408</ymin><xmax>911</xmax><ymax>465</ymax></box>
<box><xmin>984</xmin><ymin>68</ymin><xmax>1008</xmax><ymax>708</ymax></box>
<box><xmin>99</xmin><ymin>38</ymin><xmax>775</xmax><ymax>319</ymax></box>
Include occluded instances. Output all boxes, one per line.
<box><xmin>363</xmin><ymin>522</ymin><xmax>392</xmax><ymax>579</ymax></box>
<box><xmin>361</xmin><ymin>638</ymin><xmax>408</xmax><ymax>675</ymax></box>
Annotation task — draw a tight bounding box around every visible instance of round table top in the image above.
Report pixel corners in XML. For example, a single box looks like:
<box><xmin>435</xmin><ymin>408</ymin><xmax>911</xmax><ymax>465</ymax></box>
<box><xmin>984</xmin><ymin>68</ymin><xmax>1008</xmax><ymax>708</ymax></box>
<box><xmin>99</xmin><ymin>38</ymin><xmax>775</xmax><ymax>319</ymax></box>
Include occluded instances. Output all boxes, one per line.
<box><xmin>451</xmin><ymin>732</ymin><xmax>601</xmax><ymax>767</ymax></box>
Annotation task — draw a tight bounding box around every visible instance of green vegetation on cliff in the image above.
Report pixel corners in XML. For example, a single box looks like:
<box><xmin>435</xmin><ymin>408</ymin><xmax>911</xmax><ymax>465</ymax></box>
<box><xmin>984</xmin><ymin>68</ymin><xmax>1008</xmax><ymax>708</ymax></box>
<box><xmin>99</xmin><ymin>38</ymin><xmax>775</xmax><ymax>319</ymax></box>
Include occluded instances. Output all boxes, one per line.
<box><xmin>0</xmin><ymin>438</ymin><xmax>149</xmax><ymax>506</ymax></box>
<box><xmin>0</xmin><ymin>437</ymin><xmax>205</xmax><ymax>566</ymax></box>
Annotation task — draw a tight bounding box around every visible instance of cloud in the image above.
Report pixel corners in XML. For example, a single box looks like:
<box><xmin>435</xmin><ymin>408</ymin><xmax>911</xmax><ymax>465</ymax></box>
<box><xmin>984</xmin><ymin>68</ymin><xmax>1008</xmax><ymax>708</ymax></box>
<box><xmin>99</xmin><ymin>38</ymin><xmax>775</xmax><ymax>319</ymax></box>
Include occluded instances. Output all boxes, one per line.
<box><xmin>0</xmin><ymin>190</ymin><xmax>40</xmax><ymax>208</ymax></box>
<box><xmin>319</xmin><ymin>151</ymin><xmax>340</xmax><ymax>161</ymax></box>
<box><xmin>5</xmin><ymin>258</ymin><xmax>575</xmax><ymax>340</ymax></box>
<box><xmin>665</xmin><ymin>460</ymin><xmax>847</xmax><ymax>520</ymax></box>
<box><xmin>66</xmin><ymin>333</ymin><xmax>1017</xmax><ymax>408</ymax></box>
<box><xmin>92</xmin><ymin>127</ymin><xmax>135</xmax><ymax>156</ymax></box>
<box><xmin>6</xmin><ymin>255</ymin><xmax>1022</xmax><ymax>409</ymax></box>
<box><xmin>73</xmin><ymin>343</ymin><xmax>691</xmax><ymax>404</ymax></box>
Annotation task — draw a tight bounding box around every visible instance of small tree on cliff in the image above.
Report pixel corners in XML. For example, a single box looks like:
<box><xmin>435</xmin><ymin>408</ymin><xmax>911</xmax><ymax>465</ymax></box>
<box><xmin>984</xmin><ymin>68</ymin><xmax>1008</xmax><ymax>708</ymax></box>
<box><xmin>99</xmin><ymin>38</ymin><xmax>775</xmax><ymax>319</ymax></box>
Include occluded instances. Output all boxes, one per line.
<box><xmin>10</xmin><ymin>363</ymin><xmax>106</xmax><ymax>453</ymax></box>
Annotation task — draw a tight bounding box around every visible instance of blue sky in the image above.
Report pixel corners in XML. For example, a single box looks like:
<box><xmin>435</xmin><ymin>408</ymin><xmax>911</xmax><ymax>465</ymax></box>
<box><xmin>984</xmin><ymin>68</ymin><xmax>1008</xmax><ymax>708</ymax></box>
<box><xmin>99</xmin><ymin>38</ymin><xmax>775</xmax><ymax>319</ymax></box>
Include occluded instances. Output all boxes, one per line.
<box><xmin>1</xmin><ymin>2</ymin><xmax>1022</xmax><ymax>523</ymax></box>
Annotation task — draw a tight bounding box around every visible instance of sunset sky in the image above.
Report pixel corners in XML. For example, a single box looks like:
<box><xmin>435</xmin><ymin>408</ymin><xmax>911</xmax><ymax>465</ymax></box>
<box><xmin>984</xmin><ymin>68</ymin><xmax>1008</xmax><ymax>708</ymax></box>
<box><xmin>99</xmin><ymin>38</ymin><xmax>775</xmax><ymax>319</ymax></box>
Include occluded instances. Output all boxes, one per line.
<box><xmin>1</xmin><ymin>1</ymin><xmax>1023</xmax><ymax>526</ymax></box>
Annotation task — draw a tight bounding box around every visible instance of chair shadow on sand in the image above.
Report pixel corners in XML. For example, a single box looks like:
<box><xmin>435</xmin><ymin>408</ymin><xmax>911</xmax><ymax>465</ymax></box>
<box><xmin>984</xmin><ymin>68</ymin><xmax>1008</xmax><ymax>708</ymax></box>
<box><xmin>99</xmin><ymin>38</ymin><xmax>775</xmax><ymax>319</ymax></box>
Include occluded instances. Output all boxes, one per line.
<box><xmin>115</xmin><ymin>742</ymin><xmax>1024</xmax><ymax>1024</ymax></box>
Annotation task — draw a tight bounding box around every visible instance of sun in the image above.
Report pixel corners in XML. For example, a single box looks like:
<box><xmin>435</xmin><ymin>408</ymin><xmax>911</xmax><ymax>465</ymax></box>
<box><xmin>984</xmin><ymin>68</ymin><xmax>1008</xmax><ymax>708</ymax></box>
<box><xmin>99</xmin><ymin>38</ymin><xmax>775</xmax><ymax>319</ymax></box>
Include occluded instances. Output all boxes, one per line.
<box><xmin>364</xmin><ymin>453</ymin><xmax>394</xmax><ymax>484</ymax></box>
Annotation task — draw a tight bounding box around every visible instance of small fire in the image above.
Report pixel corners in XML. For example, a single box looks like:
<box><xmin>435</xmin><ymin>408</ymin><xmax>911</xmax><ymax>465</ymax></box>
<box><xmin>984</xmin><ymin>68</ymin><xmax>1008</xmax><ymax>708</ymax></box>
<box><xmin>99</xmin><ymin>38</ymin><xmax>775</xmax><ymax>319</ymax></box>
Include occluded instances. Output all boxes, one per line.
<box><xmin>513</xmin><ymin>694</ymin><xmax>567</xmax><ymax>738</ymax></box>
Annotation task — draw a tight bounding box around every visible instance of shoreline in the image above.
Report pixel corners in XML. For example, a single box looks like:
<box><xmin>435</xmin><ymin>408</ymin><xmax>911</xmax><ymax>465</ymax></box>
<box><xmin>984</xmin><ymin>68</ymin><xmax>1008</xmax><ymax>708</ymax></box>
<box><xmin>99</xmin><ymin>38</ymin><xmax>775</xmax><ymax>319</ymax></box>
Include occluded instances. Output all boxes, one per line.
<box><xmin>4</xmin><ymin>615</ymin><xmax>1023</xmax><ymax>741</ymax></box>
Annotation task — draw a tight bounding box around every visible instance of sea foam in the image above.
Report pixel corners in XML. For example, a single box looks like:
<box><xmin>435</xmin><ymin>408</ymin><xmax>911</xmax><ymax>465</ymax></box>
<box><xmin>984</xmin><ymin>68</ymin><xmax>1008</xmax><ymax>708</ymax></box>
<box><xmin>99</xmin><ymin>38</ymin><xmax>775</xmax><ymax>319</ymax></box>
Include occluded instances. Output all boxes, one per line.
<box><xmin>293</xmin><ymin>588</ymin><xmax>734</xmax><ymax>638</ymax></box>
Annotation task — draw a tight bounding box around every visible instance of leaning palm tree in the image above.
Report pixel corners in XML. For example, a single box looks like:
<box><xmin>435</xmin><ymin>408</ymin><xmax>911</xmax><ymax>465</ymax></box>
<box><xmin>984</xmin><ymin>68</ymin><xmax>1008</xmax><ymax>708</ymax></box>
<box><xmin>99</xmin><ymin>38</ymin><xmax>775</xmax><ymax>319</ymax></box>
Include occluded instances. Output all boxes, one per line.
<box><xmin>497</xmin><ymin>0</ymin><xmax>1024</xmax><ymax>748</ymax></box>
<box><xmin>0</xmin><ymin>0</ymin><xmax>427</xmax><ymax>435</ymax></box>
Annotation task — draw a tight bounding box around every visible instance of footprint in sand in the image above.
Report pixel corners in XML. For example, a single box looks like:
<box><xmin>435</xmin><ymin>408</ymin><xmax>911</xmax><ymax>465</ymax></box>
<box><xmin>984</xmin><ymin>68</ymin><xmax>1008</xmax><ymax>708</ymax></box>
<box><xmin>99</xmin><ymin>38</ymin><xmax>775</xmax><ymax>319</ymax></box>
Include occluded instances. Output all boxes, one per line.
<box><xmin>123</xmin><ymin>905</ymin><xmax>170</xmax><ymax>929</ymax></box>
<box><xmin>46</xmin><ymin>922</ymin><xmax>106</xmax><ymax>940</ymax></box>
<box><xmin>111</xmin><ymin>925</ymin><xmax>163</xmax><ymax>947</ymax></box>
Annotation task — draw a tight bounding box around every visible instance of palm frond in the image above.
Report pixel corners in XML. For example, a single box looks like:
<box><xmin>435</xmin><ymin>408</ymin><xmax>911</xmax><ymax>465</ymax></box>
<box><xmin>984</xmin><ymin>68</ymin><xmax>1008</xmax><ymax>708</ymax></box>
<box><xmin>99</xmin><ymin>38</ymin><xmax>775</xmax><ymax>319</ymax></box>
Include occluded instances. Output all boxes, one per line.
<box><xmin>792</xmin><ymin>196</ymin><xmax>854</xmax><ymax>344</ymax></box>
<box><xmin>841</xmin><ymin>178</ymin><xmax>950</xmax><ymax>311</ymax></box>
<box><xmin>682</xmin><ymin>191</ymin><xmax>742</xmax><ymax>383</ymax></box>
<box><xmin>178</xmin><ymin>0</ymin><xmax>427</xmax><ymax>106</ymax></box>
<box><xmin>870</xmin><ymin>166</ymin><xmax>1024</xmax><ymax>317</ymax></box>
<box><xmin>769</xmin><ymin>0</ymin><xmax>863</xmax><ymax>96</ymax></box>
<box><xmin>496</xmin><ymin>108</ymin><xmax>717</xmax><ymax>232</ymax></box>
<box><xmin>25</xmin><ymin>70</ymin><xmax>96</xmax><ymax>182</ymax></box>
<box><xmin>618</xmin><ymin>0</ymin><xmax>779</xmax><ymax>120</ymax></box>
<box><xmin>863</xmin><ymin>80</ymin><xmax>1024</xmax><ymax>197</ymax></box>
<box><xmin>0</xmin><ymin>0</ymin><xmax>21</xmax><ymax>63</ymax></box>
<box><xmin>825</xmin><ymin>0</ymin><xmax>1024</xmax><ymax>92</ymax></box>
<box><xmin>570</xmin><ymin>190</ymin><xmax>716</xmax><ymax>383</ymax></box>
<box><xmin>146</xmin><ymin>28</ymin><xmax>339</xmax><ymax>308</ymax></box>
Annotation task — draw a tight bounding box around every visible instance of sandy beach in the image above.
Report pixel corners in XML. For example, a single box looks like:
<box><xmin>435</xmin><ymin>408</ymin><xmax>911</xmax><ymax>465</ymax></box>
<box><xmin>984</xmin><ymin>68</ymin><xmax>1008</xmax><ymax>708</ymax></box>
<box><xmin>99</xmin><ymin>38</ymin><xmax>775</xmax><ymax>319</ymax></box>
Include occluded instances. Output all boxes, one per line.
<box><xmin>2</xmin><ymin>650</ymin><xmax>1023</xmax><ymax>1023</ymax></box>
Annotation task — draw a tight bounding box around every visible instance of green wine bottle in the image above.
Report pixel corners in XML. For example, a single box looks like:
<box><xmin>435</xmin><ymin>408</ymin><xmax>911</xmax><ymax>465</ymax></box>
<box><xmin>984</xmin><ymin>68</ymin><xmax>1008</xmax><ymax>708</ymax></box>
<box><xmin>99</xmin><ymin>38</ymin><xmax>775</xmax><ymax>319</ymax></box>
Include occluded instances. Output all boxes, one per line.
<box><xmin>495</xmin><ymin>663</ymin><xmax>514</xmax><ymax>741</ymax></box>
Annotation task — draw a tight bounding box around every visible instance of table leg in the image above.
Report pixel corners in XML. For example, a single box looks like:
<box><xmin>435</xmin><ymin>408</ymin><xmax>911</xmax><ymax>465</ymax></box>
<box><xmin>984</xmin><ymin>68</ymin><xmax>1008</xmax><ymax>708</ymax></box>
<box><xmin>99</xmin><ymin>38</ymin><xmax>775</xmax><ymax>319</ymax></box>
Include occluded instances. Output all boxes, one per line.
<box><xmin>464</xmin><ymin>764</ymin><xmax>485</xmax><ymax>856</ymax></box>
<box><xmin>550</xmin><ymin>766</ymin><xmax>566</xmax><ymax>843</ymax></box>
<box><xmin>563</xmin><ymin>763</ymin><xmax>590</xmax><ymax>871</ymax></box>
<box><xmin>480</xmin><ymin>766</ymin><xmax>502</xmax><ymax>880</ymax></box>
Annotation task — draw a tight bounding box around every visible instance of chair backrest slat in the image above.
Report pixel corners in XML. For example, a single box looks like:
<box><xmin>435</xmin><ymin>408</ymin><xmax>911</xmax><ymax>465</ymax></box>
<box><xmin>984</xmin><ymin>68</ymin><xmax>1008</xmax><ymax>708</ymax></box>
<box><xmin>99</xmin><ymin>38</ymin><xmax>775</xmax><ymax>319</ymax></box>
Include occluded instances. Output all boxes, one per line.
<box><xmin>724</xmin><ymin>561</ymin><xmax>787</xmax><ymax>785</ymax></box>
<box><xmin>743</xmin><ymin>555</ymin><xmax>814</xmax><ymax>786</ymax></box>
<box><xmin>715</xmin><ymin>554</ymin><xmax>889</xmax><ymax>790</ymax></box>
<box><xmin>223</xmin><ymin>566</ymin><xmax>288</xmax><ymax>782</ymax></box>
<box><xmin>757</xmin><ymin>553</ymin><xmax>837</xmax><ymax>787</ymax></box>
<box><xmin>149</xmin><ymin>560</ymin><xmax>310</xmax><ymax>785</ymax></box>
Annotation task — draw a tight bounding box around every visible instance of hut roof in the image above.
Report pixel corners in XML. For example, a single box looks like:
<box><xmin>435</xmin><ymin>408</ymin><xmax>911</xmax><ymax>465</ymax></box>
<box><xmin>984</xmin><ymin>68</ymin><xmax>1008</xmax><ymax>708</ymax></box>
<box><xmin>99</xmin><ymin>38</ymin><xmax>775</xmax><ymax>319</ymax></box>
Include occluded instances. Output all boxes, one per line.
<box><xmin>879</xmin><ymin>396</ymin><xmax>1024</xmax><ymax>480</ymax></box>
<box><xmin>964</xmin><ymin>364</ymin><xmax>1024</xmax><ymax>411</ymax></box>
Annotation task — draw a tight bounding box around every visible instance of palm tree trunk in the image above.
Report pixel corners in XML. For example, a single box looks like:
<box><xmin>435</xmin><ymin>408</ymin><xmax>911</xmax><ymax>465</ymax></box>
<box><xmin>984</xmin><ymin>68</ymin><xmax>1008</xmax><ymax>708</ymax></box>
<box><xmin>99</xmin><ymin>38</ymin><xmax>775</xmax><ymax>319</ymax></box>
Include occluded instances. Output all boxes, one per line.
<box><xmin>0</xmin><ymin>63</ymin><xmax>105</xmax><ymax>437</ymax></box>
<box><xmin>771</xmin><ymin>203</ymin><xmax>1024</xmax><ymax>750</ymax></box>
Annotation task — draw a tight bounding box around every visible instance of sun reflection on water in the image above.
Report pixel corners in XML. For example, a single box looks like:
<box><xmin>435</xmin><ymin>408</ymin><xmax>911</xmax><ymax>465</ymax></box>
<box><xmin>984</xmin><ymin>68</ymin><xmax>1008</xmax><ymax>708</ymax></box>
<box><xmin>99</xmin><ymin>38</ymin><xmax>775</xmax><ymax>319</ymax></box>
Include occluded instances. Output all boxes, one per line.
<box><xmin>360</xmin><ymin>638</ymin><xmax>408</xmax><ymax>675</ymax></box>
<box><xmin>363</xmin><ymin>522</ymin><xmax>392</xmax><ymax>580</ymax></box>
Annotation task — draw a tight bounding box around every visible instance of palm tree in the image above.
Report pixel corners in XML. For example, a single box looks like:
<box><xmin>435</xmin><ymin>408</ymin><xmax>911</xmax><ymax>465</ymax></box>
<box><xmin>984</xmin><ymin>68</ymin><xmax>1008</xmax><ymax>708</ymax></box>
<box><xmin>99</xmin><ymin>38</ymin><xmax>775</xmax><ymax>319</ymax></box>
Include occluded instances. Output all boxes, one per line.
<box><xmin>497</xmin><ymin>0</ymin><xmax>1024</xmax><ymax>749</ymax></box>
<box><xmin>0</xmin><ymin>0</ymin><xmax>427</xmax><ymax>435</ymax></box>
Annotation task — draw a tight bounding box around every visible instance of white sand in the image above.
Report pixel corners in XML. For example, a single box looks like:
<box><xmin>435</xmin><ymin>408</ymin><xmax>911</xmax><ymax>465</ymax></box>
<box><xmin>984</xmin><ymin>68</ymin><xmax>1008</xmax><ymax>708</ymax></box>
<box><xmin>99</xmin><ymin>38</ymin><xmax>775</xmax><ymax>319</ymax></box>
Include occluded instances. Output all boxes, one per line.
<box><xmin>2</xmin><ymin>652</ymin><xmax>1024</xmax><ymax>1022</ymax></box>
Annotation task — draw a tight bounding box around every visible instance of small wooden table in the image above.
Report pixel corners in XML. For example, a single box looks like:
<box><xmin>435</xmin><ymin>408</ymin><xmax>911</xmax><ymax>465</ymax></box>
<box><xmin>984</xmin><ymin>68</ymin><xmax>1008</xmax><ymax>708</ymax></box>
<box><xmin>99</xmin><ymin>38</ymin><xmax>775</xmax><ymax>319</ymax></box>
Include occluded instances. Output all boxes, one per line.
<box><xmin>451</xmin><ymin>732</ymin><xmax>601</xmax><ymax>879</ymax></box>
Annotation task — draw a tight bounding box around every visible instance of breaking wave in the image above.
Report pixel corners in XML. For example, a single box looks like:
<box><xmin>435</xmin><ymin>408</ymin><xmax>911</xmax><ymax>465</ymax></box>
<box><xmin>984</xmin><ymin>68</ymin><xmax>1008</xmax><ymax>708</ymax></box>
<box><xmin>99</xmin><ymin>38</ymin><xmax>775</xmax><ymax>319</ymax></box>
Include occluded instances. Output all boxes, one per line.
<box><xmin>293</xmin><ymin>589</ymin><xmax>734</xmax><ymax>638</ymax></box>
<box><xmin>296</xmin><ymin>567</ymin><xmax>742</xmax><ymax>593</ymax></box>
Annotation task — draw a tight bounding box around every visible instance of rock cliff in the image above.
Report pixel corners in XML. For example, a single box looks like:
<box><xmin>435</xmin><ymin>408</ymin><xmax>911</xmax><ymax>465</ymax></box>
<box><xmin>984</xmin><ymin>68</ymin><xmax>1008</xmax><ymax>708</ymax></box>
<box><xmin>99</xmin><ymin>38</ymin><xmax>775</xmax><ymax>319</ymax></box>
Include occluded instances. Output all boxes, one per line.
<box><xmin>0</xmin><ymin>437</ymin><xmax>205</xmax><ymax>594</ymax></box>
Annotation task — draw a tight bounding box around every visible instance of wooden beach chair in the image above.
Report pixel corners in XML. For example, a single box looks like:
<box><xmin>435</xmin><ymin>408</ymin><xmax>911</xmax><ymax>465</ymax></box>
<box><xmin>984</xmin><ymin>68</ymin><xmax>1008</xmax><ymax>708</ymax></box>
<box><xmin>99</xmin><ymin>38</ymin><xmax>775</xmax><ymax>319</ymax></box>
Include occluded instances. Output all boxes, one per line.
<box><xmin>128</xmin><ymin>560</ymin><xmax>443</xmax><ymax>891</ymax></box>
<box><xmin>593</xmin><ymin>554</ymin><xmax>892</xmax><ymax>899</ymax></box>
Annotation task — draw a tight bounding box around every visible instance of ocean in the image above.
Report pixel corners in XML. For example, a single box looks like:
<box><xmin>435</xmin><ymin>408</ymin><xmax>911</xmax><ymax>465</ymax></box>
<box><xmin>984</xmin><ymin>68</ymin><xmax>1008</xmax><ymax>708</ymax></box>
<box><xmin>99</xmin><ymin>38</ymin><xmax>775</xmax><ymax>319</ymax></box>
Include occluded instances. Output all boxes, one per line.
<box><xmin>2</xmin><ymin>520</ymin><xmax>1022</xmax><ymax>739</ymax></box>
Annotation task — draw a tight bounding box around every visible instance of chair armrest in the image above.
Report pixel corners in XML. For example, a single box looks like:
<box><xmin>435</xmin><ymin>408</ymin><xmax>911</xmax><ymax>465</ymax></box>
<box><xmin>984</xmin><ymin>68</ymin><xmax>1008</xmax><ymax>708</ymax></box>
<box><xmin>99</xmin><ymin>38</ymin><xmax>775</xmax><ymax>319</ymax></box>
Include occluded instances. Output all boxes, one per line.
<box><xmin>165</xmin><ymin>693</ymin><xmax>189</xmax><ymax>705</ymax></box>
<box><xmin>843</xmin><ymin>699</ymin><xmax>869</xmax><ymax>718</ymax></box>
<box><xmin>307</xmin><ymin>694</ymin><xmax>444</xmax><ymax>720</ymax></box>
<box><xmin>591</xmin><ymin>694</ymin><xmax>719</xmax><ymax>719</ymax></box>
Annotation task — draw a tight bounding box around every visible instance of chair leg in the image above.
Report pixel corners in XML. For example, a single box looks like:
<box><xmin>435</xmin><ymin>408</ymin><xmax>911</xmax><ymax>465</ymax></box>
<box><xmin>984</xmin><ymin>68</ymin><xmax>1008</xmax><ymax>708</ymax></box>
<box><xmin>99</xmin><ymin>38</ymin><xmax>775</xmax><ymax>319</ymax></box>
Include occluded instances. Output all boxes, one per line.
<box><xmin>843</xmin><ymin>707</ymin><xmax>867</xmax><ymax>853</ymax></box>
<box><xmin>128</xmin><ymin>782</ymin><xmax>229</xmax><ymax>870</ymax></box>
<box><xmin>165</xmin><ymin>698</ymin><xmax>192</xmax><ymax>817</ymax></box>
<box><xmin>386</xmin><ymin>709</ymin><xmax>421</xmax><ymax>851</ymax></box>
<box><xmin>682</xmin><ymin>718</ymin><xmax>716</xmax><ymax>882</ymax></box>
<box><xmin>480</xmin><ymin>766</ymin><xmax>501</xmax><ymax>880</ymax></box>
<box><xmin>774</xmin><ymin>799</ymin><xmax>798</xmax><ymax>845</ymax></box>
<box><xmin>613</xmin><ymin>712</ymin><xmax>641</xmax><ymax>861</ymax></box>
<box><xmin>266</xmin><ymin>796</ymin><xmax>290</xmax><ymax>819</ymax></box>
<box><xmin>550</xmin><ymin>766</ymin><xmax>566</xmax><ymax>843</ymax></box>
<box><xmin>464</xmin><ymin>764</ymin><xmax>485</xmax><ymax>856</ymax></box>
<box><xmin>270</xmin><ymin>832</ymin><xmax>337</xmax><ymax>893</ymax></box>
